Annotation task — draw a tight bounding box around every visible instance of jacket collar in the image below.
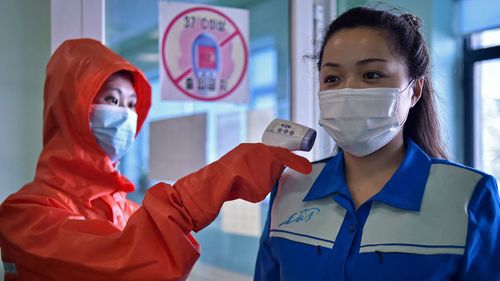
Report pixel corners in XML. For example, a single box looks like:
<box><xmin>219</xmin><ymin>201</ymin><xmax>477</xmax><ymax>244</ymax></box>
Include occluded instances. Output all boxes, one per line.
<box><xmin>303</xmin><ymin>139</ymin><xmax>431</xmax><ymax>212</ymax></box>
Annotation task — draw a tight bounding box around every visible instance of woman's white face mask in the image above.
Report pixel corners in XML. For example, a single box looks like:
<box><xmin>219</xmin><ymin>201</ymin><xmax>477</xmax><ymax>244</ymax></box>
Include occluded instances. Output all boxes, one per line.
<box><xmin>317</xmin><ymin>26</ymin><xmax>422</xmax><ymax>157</ymax></box>
<box><xmin>89</xmin><ymin>104</ymin><xmax>137</xmax><ymax>162</ymax></box>
<box><xmin>318</xmin><ymin>83</ymin><xmax>414</xmax><ymax>157</ymax></box>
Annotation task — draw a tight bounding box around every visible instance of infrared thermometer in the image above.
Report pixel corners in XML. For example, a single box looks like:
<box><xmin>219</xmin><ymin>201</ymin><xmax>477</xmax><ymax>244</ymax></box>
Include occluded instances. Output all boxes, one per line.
<box><xmin>262</xmin><ymin>119</ymin><xmax>316</xmax><ymax>151</ymax></box>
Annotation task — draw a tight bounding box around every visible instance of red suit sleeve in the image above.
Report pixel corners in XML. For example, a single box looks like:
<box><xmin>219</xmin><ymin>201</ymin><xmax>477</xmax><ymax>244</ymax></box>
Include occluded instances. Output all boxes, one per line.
<box><xmin>0</xmin><ymin>143</ymin><xmax>311</xmax><ymax>281</ymax></box>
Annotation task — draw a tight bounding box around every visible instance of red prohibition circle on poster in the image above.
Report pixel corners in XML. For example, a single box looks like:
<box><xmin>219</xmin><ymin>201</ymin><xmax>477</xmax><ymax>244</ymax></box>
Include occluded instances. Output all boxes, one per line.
<box><xmin>161</xmin><ymin>6</ymin><xmax>248</xmax><ymax>101</ymax></box>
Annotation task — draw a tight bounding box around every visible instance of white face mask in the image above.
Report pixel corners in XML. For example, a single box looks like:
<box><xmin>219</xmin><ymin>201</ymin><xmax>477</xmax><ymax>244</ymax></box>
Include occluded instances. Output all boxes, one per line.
<box><xmin>318</xmin><ymin>86</ymin><xmax>413</xmax><ymax>157</ymax></box>
<box><xmin>89</xmin><ymin>104</ymin><xmax>137</xmax><ymax>162</ymax></box>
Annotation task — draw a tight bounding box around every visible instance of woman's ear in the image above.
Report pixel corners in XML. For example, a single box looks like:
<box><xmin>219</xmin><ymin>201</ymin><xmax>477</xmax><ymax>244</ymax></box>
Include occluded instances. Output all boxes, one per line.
<box><xmin>411</xmin><ymin>79</ymin><xmax>424</xmax><ymax>107</ymax></box>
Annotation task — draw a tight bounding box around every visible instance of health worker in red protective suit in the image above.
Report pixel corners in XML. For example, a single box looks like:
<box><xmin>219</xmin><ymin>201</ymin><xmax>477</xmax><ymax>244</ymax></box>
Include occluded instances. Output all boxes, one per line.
<box><xmin>0</xmin><ymin>38</ymin><xmax>311</xmax><ymax>281</ymax></box>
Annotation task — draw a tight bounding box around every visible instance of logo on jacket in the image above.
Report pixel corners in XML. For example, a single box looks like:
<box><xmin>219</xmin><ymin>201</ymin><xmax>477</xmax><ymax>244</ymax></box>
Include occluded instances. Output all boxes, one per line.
<box><xmin>279</xmin><ymin>208</ymin><xmax>320</xmax><ymax>226</ymax></box>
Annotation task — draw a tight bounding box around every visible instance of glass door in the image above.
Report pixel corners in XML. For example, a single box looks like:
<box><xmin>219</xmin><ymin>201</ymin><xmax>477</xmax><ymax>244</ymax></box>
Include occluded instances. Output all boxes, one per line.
<box><xmin>106</xmin><ymin>0</ymin><xmax>292</xmax><ymax>279</ymax></box>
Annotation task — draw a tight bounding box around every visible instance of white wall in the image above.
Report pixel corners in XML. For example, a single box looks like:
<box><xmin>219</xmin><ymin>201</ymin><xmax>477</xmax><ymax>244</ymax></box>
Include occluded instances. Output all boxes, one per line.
<box><xmin>0</xmin><ymin>0</ymin><xmax>50</xmax><ymax>204</ymax></box>
<box><xmin>0</xmin><ymin>2</ymin><xmax>49</xmax><ymax>278</ymax></box>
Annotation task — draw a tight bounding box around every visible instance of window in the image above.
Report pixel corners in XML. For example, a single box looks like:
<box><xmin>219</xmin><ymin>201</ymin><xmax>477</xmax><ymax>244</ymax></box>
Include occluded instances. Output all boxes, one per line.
<box><xmin>470</xmin><ymin>27</ymin><xmax>500</xmax><ymax>49</ymax></box>
<box><xmin>464</xmin><ymin>28</ymin><xmax>500</xmax><ymax>181</ymax></box>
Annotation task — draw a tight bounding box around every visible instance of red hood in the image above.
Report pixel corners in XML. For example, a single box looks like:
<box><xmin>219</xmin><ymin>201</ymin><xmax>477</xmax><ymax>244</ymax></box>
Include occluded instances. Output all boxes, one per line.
<box><xmin>34</xmin><ymin>38</ymin><xmax>151</xmax><ymax>200</ymax></box>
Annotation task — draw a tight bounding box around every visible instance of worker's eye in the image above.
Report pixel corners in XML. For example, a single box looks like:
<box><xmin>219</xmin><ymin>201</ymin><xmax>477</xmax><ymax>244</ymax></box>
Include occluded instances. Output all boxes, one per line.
<box><xmin>323</xmin><ymin>75</ymin><xmax>341</xmax><ymax>84</ymax></box>
<box><xmin>104</xmin><ymin>96</ymin><xmax>119</xmax><ymax>105</ymax></box>
<box><xmin>363</xmin><ymin>71</ymin><xmax>384</xmax><ymax>80</ymax></box>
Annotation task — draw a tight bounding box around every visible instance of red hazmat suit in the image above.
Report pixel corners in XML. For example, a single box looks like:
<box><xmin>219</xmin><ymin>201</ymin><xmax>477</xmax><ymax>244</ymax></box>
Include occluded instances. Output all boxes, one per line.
<box><xmin>0</xmin><ymin>39</ymin><xmax>311</xmax><ymax>281</ymax></box>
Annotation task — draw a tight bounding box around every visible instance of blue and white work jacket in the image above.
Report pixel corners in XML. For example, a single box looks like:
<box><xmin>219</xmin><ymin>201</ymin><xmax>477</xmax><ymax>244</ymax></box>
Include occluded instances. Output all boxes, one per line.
<box><xmin>254</xmin><ymin>139</ymin><xmax>500</xmax><ymax>281</ymax></box>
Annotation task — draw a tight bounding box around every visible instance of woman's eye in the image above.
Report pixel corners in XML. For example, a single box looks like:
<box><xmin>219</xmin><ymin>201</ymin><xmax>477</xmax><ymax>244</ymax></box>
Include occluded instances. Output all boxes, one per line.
<box><xmin>323</xmin><ymin>75</ymin><xmax>340</xmax><ymax>84</ymax></box>
<box><xmin>128</xmin><ymin>102</ymin><xmax>136</xmax><ymax>109</ymax></box>
<box><xmin>363</xmin><ymin>72</ymin><xmax>383</xmax><ymax>80</ymax></box>
<box><xmin>105</xmin><ymin>96</ymin><xmax>118</xmax><ymax>105</ymax></box>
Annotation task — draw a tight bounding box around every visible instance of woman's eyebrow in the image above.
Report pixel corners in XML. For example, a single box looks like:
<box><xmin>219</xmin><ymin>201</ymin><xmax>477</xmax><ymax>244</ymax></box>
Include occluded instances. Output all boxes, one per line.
<box><xmin>356</xmin><ymin>58</ymin><xmax>387</xmax><ymax>65</ymax></box>
<box><xmin>107</xmin><ymin>87</ymin><xmax>137</xmax><ymax>98</ymax></box>
<box><xmin>322</xmin><ymin>58</ymin><xmax>387</xmax><ymax>68</ymax></box>
<box><xmin>322</xmin><ymin>62</ymin><xmax>341</xmax><ymax>68</ymax></box>
<box><xmin>106</xmin><ymin>87</ymin><xmax>123</xmax><ymax>95</ymax></box>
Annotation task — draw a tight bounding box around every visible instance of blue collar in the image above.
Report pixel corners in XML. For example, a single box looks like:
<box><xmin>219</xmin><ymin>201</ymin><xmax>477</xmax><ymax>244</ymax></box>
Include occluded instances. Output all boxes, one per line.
<box><xmin>303</xmin><ymin>139</ymin><xmax>432</xmax><ymax>212</ymax></box>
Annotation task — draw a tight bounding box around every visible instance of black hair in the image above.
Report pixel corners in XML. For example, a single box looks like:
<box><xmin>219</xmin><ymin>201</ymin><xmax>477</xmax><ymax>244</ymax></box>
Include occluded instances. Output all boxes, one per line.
<box><xmin>318</xmin><ymin>7</ymin><xmax>447</xmax><ymax>159</ymax></box>
<box><xmin>111</xmin><ymin>70</ymin><xmax>134</xmax><ymax>83</ymax></box>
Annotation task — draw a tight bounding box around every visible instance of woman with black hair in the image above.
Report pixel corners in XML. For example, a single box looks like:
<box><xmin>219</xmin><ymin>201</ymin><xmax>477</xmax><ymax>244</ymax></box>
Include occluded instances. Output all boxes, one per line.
<box><xmin>254</xmin><ymin>7</ymin><xmax>499</xmax><ymax>281</ymax></box>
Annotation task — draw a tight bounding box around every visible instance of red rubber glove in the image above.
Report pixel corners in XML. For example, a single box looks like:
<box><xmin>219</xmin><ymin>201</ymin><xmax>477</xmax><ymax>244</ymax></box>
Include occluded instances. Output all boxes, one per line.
<box><xmin>173</xmin><ymin>143</ymin><xmax>312</xmax><ymax>231</ymax></box>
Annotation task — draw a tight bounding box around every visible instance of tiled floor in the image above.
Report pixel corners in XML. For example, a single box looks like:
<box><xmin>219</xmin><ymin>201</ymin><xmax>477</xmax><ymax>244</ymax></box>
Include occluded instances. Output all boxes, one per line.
<box><xmin>188</xmin><ymin>262</ymin><xmax>252</xmax><ymax>281</ymax></box>
<box><xmin>0</xmin><ymin>251</ymin><xmax>251</xmax><ymax>281</ymax></box>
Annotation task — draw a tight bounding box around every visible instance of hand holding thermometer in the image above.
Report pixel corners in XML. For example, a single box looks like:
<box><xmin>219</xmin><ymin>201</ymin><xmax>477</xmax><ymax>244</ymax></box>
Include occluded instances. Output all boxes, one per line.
<box><xmin>262</xmin><ymin>119</ymin><xmax>316</xmax><ymax>151</ymax></box>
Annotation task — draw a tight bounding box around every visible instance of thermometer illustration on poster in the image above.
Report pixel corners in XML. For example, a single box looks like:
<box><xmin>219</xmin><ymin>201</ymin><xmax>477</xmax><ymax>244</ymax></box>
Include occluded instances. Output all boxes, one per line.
<box><xmin>191</xmin><ymin>33</ymin><xmax>221</xmax><ymax>95</ymax></box>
